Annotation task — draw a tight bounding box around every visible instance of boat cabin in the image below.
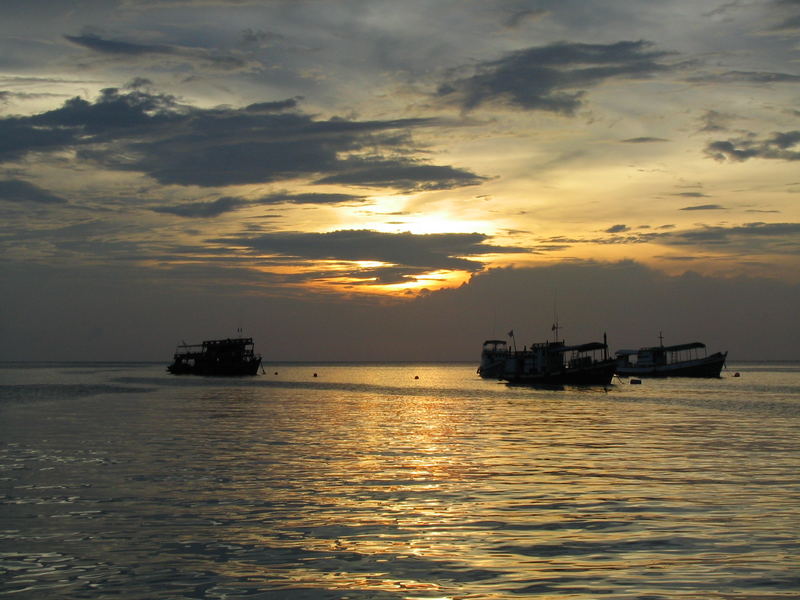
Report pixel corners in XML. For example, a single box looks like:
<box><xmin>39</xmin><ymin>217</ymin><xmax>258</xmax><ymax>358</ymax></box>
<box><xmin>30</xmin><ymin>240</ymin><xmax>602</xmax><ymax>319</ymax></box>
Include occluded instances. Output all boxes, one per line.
<box><xmin>616</xmin><ymin>342</ymin><xmax>708</xmax><ymax>368</ymax></box>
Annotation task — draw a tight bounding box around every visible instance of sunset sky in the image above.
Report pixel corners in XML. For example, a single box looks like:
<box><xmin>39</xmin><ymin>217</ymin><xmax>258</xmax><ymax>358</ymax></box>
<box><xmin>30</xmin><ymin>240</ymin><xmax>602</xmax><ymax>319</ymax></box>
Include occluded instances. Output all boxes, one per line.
<box><xmin>2</xmin><ymin>0</ymin><xmax>799</xmax><ymax>361</ymax></box>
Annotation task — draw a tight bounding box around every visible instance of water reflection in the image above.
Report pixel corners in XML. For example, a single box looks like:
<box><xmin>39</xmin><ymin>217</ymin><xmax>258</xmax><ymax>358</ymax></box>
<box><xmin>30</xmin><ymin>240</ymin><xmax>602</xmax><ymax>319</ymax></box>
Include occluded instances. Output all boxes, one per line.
<box><xmin>1</xmin><ymin>362</ymin><xmax>799</xmax><ymax>598</ymax></box>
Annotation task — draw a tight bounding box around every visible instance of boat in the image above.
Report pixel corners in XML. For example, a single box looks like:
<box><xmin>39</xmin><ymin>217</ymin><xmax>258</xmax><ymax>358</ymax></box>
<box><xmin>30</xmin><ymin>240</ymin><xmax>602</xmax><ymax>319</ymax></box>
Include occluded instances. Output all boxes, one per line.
<box><xmin>479</xmin><ymin>329</ymin><xmax>616</xmax><ymax>386</ymax></box>
<box><xmin>615</xmin><ymin>335</ymin><xmax>727</xmax><ymax>378</ymax></box>
<box><xmin>477</xmin><ymin>339</ymin><xmax>510</xmax><ymax>378</ymax></box>
<box><xmin>167</xmin><ymin>337</ymin><xmax>262</xmax><ymax>375</ymax></box>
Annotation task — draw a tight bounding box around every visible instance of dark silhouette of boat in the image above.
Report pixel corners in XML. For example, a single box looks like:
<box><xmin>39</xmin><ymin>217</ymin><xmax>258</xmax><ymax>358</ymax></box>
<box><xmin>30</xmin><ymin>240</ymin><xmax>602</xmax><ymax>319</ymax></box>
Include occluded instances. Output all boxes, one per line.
<box><xmin>479</xmin><ymin>327</ymin><xmax>616</xmax><ymax>386</ymax></box>
<box><xmin>167</xmin><ymin>337</ymin><xmax>262</xmax><ymax>375</ymax></box>
<box><xmin>615</xmin><ymin>334</ymin><xmax>727</xmax><ymax>378</ymax></box>
<box><xmin>477</xmin><ymin>339</ymin><xmax>510</xmax><ymax>379</ymax></box>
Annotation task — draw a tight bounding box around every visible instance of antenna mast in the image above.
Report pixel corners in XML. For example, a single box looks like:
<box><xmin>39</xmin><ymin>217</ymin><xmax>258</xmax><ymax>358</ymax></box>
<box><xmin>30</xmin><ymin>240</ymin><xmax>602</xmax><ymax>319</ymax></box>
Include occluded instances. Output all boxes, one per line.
<box><xmin>551</xmin><ymin>292</ymin><xmax>561</xmax><ymax>343</ymax></box>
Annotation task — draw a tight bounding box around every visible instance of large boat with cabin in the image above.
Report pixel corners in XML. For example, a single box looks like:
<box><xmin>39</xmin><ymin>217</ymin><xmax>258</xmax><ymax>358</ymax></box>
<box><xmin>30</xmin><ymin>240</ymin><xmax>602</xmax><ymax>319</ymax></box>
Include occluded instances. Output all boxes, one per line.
<box><xmin>615</xmin><ymin>335</ymin><xmax>727</xmax><ymax>378</ymax></box>
<box><xmin>479</xmin><ymin>328</ymin><xmax>617</xmax><ymax>386</ymax></box>
<box><xmin>167</xmin><ymin>337</ymin><xmax>262</xmax><ymax>375</ymax></box>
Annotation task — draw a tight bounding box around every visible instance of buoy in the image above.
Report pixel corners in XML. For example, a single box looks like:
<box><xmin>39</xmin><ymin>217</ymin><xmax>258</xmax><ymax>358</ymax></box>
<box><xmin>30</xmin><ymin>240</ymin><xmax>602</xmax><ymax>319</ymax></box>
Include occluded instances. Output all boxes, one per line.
<box><xmin>313</xmin><ymin>373</ymin><xmax>318</xmax><ymax>378</ymax></box>
<box><xmin>414</xmin><ymin>375</ymin><xmax>419</xmax><ymax>380</ymax></box>
<box><xmin>630</xmin><ymin>379</ymin><xmax>642</xmax><ymax>385</ymax></box>
<box><xmin>734</xmin><ymin>372</ymin><xmax>740</xmax><ymax>377</ymax></box>
<box><xmin>274</xmin><ymin>372</ymin><xmax>278</xmax><ymax>375</ymax></box>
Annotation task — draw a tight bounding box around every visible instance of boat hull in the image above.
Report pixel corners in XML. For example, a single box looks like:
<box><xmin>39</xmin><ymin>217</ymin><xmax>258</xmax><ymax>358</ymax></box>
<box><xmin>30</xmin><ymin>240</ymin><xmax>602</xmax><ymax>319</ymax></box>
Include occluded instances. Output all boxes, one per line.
<box><xmin>505</xmin><ymin>359</ymin><xmax>617</xmax><ymax>387</ymax></box>
<box><xmin>616</xmin><ymin>352</ymin><xmax>727</xmax><ymax>378</ymax></box>
<box><xmin>167</xmin><ymin>358</ymin><xmax>262</xmax><ymax>376</ymax></box>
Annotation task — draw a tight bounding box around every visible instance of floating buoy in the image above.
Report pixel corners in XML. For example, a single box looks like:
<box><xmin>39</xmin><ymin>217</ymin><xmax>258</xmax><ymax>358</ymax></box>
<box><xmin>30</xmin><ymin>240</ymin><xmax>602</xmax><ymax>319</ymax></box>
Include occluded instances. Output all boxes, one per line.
<box><xmin>313</xmin><ymin>373</ymin><xmax>318</xmax><ymax>378</ymax></box>
<box><xmin>630</xmin><ymin>379</ymin><xmax>642</xmax><ymax>385</ymax></box>
<box><xmin>734</xmin><ymin>372</ymin><xmax>740</xmax><ymax>377</ymax></box>
<box><xmin>414</xmin><ymin>375</ymin><xmax>419</xmax><ymax>380</ymax></box>
<box><xmin>274</xmin><ymin>372</ymin><xmax>278</xmax><ymax>375</ymax></box>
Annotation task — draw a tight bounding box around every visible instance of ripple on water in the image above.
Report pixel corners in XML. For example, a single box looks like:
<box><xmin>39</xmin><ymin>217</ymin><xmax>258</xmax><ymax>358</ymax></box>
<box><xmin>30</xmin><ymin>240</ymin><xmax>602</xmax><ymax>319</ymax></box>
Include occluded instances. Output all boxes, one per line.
<box><xmin>1</xmin><ymin>363</ymin><xmax>798</xmax><ymax>598</ymax></box>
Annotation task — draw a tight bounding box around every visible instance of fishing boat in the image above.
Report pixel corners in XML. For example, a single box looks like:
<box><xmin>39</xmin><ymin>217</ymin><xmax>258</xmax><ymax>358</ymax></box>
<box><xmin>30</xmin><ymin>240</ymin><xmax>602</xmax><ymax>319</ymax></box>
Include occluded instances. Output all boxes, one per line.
<box><xmin>477</xmin><ymin>339</ymin><xmax>510</xmax><ymax>378</ymax></box>
<box><xmin>479</xmin><ymin>328</ymin><xmax>616</xmax><ymax>386</ymax></box>
<box><xmin>167</xmin><ymin>337</ymin><xmax>262</xmax><ymax>375</ymax></box>
<box><xmin>615</xmin><ymin>335</ymin><xmax>727</xmax><ymax>378</ymax></box>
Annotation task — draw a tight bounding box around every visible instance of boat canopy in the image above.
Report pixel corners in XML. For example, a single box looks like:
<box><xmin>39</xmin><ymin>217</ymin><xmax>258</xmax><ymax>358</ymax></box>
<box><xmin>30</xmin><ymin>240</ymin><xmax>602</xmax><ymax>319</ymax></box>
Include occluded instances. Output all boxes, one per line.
<box><xmin>616</xmin><ymin>342</ymin><xmax>706</xmax><ymax>356</ymax></box>
<box><xmin>556</xmin><ymin>341</ymin><xmax>607</xmax><ymax>353</ymax></box>
<box><xmin>663</xmin><ymin>342</ymin><xmax>706</xmax><ymax>352</ymax></box>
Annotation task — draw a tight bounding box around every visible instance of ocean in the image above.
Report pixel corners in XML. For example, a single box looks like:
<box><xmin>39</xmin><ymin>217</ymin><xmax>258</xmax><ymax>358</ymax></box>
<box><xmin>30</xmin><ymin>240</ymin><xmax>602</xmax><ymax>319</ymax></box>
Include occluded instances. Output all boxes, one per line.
<box><xmin>1</xmin><ymin>361</ymin><xmax>798</xmax><ymax>599</ymax></box>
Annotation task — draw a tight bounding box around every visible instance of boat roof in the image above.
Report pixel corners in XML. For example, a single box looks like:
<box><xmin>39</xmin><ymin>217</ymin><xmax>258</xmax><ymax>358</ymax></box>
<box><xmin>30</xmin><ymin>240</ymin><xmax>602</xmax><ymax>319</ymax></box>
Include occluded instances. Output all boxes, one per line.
<box><xmin>482</xmin><ymin>339</ymin><xmax>507</xmax><ymax>345</ymax></box>
<box><xmin>556</xmin><ymin>341</ymin><xmax>607</xmax><ymax>353</ymax></box>
<box><xmin>616</xmin><ymin>342</ymin><xmax>706</xmax><ymax>356</ymax></box>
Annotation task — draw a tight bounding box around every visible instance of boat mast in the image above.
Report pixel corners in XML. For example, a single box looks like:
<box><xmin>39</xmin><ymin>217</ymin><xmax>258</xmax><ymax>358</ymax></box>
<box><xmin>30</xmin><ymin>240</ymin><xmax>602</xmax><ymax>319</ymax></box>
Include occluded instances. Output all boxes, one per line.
<box><xmin>551</xmin><ymin>294</ymin><xmax>561</xmax><ymax>343</ymax></box>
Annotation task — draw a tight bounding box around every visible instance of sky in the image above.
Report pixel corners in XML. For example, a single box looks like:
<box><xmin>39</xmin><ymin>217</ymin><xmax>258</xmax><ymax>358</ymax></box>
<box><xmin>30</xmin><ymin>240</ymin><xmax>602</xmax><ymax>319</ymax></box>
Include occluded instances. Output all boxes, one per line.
<box><xmin>1</xmin><ymin>0</ymin><xmax>799</xmax><ymax>362</ymax></box>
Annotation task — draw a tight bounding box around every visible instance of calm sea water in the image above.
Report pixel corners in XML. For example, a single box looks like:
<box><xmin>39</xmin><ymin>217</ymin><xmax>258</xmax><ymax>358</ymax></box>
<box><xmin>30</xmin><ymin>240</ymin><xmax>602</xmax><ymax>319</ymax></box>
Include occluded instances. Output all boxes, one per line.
<box><xmin>1</xmin><ymin>361</ymin><xmax>798</xmax><ymax>599</ymax></box>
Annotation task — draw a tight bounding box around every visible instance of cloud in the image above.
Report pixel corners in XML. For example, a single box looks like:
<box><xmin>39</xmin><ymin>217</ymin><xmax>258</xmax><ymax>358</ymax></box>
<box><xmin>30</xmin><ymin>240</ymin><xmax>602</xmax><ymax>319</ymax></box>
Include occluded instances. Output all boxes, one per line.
<box><xmin>0</xmin><ymin>87</ymin><xmax>485</xmax><ymax>191</ymax></box>
<box><xmin>605</xmin><ymin>224</ymin><xmax>630</xmax><ymax>233</ymax></box>
<box><xmin>151</xmin><ymin>191</ymin><xmax>369</xmax><ymax>217</ymax></box>
<box><xmin>621</xmin><ymin>137</ymin><xmax>669</xmax><ymax>143</ymax></box>
<box><xmin>316</xmin><ymin>160</ymin><xmax>486</xmax><ymax>191</ymax></box>
<box><xmin>661</xmin><ymin>222</ymin><xmax>800</xmax><ymax>253</ymax></box>
<box><xmin>214</xmin><ymin>229</ymin><xmax>522</xmax><ymax>273</ymax></box>
<box><xmin>705</xmin><ymin>130</ymin><xmax>800</xmax><ymax>161</ymax></box>
<box><xmin>698</xmin><ymin>109</ymin><xmax>735</xmax><ymax>133</ymax></box>
<box><xmin>0</xmin><ymin>179</ymin><xmax>68</xmax><ymax>204</ymax></box>
<box><xmin>4</xmin><ymin>259</ymin><xmax>799</xmax><ymax>361</ymax></box>
<box><xmin>256</xmin><ymin>192</ymin><xmax>367</xmax><ymax>205</ymax></box>
<box><xmin>688</xmin><ymin>70</ymin><xmax>800</xmax><ymax>84</ymax></box>
<box><xmin>504</xmin><ymin>9</ymin><xmax>549</xmax><ymax>28</ymax></box>
<box><xmin>151</xmin><ymin>196</ymin><xmax>247</xmax><ymax>217</ymax></box>
<box><xmin>64</xmin><ymin>34</ymin><xmax>248</xmax><ymax>70</ymax></box>
<box><xmin>769</xmin><ymin>14</ymin><xmax>800</xmax><ymax>31</ymax></box>
<box><xmin>673</xmin><ymin>192</ymin><xmax>711</xmax><ymax>198</ymax></box>
<box><xmin>680</xmin><ymin>204</ymin><xmax>725</xmax><ymax>211</ymax></box>
<box><xmin>435</xmin><ymin>40</ymin><xmax>677</xmax><ymax>114</ymax></box>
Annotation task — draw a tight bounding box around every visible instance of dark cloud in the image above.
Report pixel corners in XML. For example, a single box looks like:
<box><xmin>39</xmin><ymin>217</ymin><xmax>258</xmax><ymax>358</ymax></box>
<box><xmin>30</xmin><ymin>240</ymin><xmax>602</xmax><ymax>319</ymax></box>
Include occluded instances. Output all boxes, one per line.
<box><xmin>661</xmin><ymin>222</ymin><xmax>800</xmax><ymax>253</ymax></box>
<box><xmin>316</xmin><ymin>160</ymin><xmax>486</xmax><ymax>191</ymax></box>
<box><xmin>214</xmin><ymin>229</ymin><xmax>522</xmax><ymax>273</ymax></box>
<box><xmin>256</xmin><ymin>192</ymin><xmax>366</xmax><ymax>205</ymax></box>
<box><xmin>674</xmin><ymin>192</ymin><xmax>711</xmax><ymax>198</ymax></box>
<box><xmin>64</xmin><ymin>34</ymin><xmax>247</xmax><ymax>70</ymax></box>
<box><xmin>688</xmin><ymin>70</ymin><xmax>800</xmax><ymax>84</ymax></box>
<box><xmin>151</xmin><ymin>191</ymin><xmax>369</xmax><ymax>218</ymax></box>
<box><xmin>0</xmin><ymin>117</ymin><xmax>78</xmax><ymax>162</ymax></box>
<box><xmin>768</xmin><ymin>14</ymin><xmax>800</xmax><ymax>32</ymax></box>
<box><xmin>621</xmin><ymin>137</ymin><xmax>669</xmax><ymax>143</ymax></box>
<box><xmin>698</xmin><ymin>109</ymin><xmax>734</xmax><ymax>133</ymax></box>
<box><xmin>4</xmin><ymin>260</ymin><xmax>798</xmax><ymax>361</ymax></box>
<box><xmin>706</xmin><ymin>130</ymin><xmax>800</xmax><ymax>161</ymax></box>
<box><xmin>65</xmin><ymin>34</ymin><xmax>176</xmax><ymax>56</ymax></box>
<box><xmin>537</xmin><ymin>221</ymin><xmax>800</xmax><ymax>255</ymax></box>
<box><xmin>151</xmin><ymin>196</ymin><xmax>247</xmax><ymax>217</ymax></box>
<box><xmin>0</xmin><ymin>88</ymin><xmax>484</xmax><ymax>191</ymax></box>
<box><xmin>680</xmin><ymin>204</ymin><xmax>725</xmax><ymax>211</ymax></box>
<box><xmin>436</xmin><ymin>40</ymin><xmax>676</xmax><ymax>114</ymax></box>
<box><xmin>0</xmin><ymin>179</ymin><xmax>67</xmax><ymax>204</ymax></box>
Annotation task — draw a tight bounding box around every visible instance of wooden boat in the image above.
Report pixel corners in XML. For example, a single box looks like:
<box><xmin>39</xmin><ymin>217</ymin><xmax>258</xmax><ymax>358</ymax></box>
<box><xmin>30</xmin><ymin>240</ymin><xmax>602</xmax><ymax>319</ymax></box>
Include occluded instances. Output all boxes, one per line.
<box><xmin>479</xmin><ymin>328</ymin><xmax>616</xmax><ymax>386</ymax></box>
<box><xmin>477</xmin><ymin>339</ymin><xmax>510</xmax><ymax>378</ymax></box>
<box><xmin>615</xmin><ymin>336</ymin><xmax>727</xmax><ymax>378</ymax></box>
<box><xmin>167</xmin><ymin>337</ymin><xmax>262</xmax><ymax>375</ymax></box>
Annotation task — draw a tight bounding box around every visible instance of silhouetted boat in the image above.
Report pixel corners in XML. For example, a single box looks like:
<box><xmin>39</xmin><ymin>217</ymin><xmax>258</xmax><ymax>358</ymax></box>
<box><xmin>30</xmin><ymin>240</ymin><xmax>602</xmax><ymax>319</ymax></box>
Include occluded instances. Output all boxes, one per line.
<box><xmin>167</xmin><ymin>337</ymin><xmax>262</xmax><ymax>375</ymax></box>
<box><xmin>479</xmin><ymin>328</ymin><xmax>616</xmax><ymax>386</ymax></box>
<box><xmin>615</xmin><ymin>335</ymin><xmax>727</xmax><ymax>378</ymax></box>
<box><xmin>477</xmin><ymin>339</ymin><xmax>510</xmax><ymax>378</ymax></box>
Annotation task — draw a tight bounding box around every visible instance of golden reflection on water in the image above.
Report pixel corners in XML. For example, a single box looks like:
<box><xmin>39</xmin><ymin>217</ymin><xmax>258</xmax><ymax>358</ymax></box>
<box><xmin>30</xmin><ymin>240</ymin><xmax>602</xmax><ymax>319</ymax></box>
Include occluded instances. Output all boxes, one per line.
<box><xmin>3</xmin><ymin>362</ymin><xmax>799</xmax><ymax>598</ymax></box>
